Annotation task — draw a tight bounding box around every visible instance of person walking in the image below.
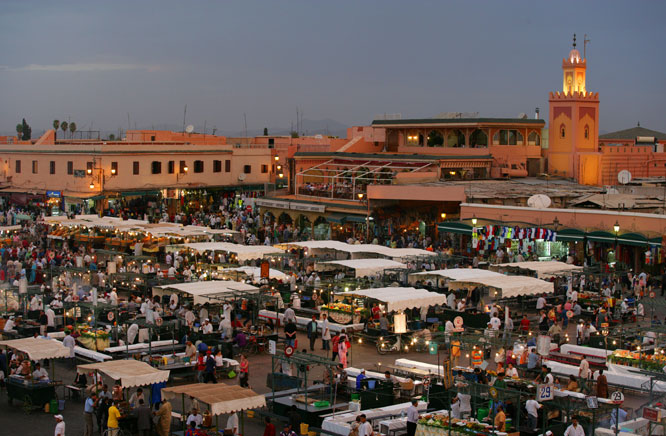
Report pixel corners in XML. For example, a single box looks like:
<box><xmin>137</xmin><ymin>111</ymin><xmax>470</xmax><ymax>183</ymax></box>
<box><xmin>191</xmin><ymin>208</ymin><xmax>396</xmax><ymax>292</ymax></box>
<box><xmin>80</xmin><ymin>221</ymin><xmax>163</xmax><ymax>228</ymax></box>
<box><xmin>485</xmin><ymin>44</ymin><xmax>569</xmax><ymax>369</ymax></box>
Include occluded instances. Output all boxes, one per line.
<box><xmin>338</xmin><ymin>334</ymin><xmax>349</xmax><ymax>368</ymax></box>
<box><xmin>596</xmin><ymin>369</ymin><xmax>608</xmax><ymax>398</ymax></box>
<box><xmin>107</xmin><ymin>400</ymin><xmax>122</xmax><ymax>436</ymax></box>
<box><xmin>204</xmin><ymin>351</ymin><xmax>217</xmax><ymax>384</ymax></box>
<box><xmin>155</xmin><ymin>400</ymin><xmax>172</xmax><ymax>436</ymax></box>
<box><xmin>306</xmin><ymin>315</ymin><xmax>318</xmax><ymax>351</ymax></box>
<box><xmin>54</xmin><ymin>414</ymin><xmax>66</xmax><ymax>436</ymax></box>
<box><xmin>262</xmin><ymin>416</ymin><xmax>276</xmax><ymax>436</ymax></box>
<box><xmin>321</xmin><ymin>314</ymin><xmax>331</xmax><ymax>351</ymax></box>
<box><xmin>134</xmin><ymin>399</ymin><xmax>152</xmax><ymax>436</ymax></box>
<box><xmin>83</xmin><ymin>392</ymin><xmax>97</xmax><ymax>436</ymax></box>
<box><xmin>406</xmin><ymin>399</ymin><xmax>419</xmax><ymax>436</ymax></box>
<box><xmin>239</xmin><ymin>354</ymin><xmax>249</xmax><ymax>388</ymax></box>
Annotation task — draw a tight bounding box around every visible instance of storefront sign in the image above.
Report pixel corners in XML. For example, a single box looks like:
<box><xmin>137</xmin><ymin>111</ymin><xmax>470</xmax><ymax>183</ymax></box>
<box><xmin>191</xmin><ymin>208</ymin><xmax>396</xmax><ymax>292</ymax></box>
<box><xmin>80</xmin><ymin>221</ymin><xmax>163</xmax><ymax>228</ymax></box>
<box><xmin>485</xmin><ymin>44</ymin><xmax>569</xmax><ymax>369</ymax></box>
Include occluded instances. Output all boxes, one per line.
<box><xmin>537</xmin><ymin>384</ymin><xmax>554</xmax><ymax>401</ymax></box>
<box><xmin>610</xmin><ymin>391</ymin><xmax>624</xmax><ymax>404</ymax></box>
<box><xmin>643</xmin><ymin>407</ymin><xmax>661</xmax><ymax>422</ymax></box>
<box><xmin>255</xmin><ymin>198</ymin><xmax>290</xmax><ymax>210</ymax></box>
<box><xmin>73</xmin><ymin>169</ymin><xmax>86</xmax><ymax>177</ymax></box>
<box><xmin>46</xmin><ymin>190</ymin><xmax>61</xmax><ymax>198</ymax></box>
<box><xmin>260</xmin><ymin>261</ymin><xmax>269</xmax><ymax>279</ymax></box>
<box><xmin>290</xmin><ymin>202</ymin><xmax>325</xmax><ymax>213</ymax></box>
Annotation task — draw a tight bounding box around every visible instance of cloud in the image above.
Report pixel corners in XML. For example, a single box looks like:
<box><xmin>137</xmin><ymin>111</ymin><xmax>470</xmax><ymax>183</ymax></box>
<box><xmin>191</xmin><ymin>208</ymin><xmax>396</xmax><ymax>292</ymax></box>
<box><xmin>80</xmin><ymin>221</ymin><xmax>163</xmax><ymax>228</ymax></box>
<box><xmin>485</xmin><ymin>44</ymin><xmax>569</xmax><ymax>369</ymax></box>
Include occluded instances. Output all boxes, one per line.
<box><xmin>1</xmin><ymin>62</ymin><xmax>162</xmax><ymax>72</ymax></box>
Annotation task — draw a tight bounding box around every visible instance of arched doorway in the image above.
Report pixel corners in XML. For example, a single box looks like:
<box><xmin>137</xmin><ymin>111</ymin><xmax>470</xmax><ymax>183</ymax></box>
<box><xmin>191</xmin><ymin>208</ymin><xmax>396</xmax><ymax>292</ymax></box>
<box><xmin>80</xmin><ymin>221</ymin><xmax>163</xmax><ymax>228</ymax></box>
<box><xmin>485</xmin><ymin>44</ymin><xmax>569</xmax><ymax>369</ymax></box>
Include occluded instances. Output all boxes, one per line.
<box><xmin>469</xmin><ymin>129</ymin><xmax>488</xmax><ymax>148</ymax></box>
<box><xmin>278</xmin><ymin>212</ymin><xmax>292</xmax><ymax>225</ymax></box>
<box><xmin>446</xmin><ymin>130</ymin><xmax>465</xmax><ymax>147</ymax></box>
<box><xmin>427</xmin><ymin>130</ymin><xmax>444</xmax><ymax>147</ymax></box>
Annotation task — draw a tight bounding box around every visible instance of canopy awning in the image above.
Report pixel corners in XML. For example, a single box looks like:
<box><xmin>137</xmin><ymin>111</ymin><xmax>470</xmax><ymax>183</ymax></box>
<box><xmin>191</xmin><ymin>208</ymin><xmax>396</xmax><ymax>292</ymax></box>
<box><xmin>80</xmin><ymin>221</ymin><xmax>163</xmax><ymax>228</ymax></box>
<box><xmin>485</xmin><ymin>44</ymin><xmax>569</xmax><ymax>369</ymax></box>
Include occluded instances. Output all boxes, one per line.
<box><xmin>437</xmin><ymin>222</ymin><xmax>473</xmax><ymax>235</ymax></box>
<box><xmin>555</xmin><ymin>228</ymin><xmax>585</xmax><ymax>242</ymax></box>
<box><xmin>177</xmin><ymin>242</ymin><xmax>284</xmax><ymax>261</ymax></box>
<box><xmin>0</xmin><ymin>337</ymin><xmax>71</xmax><ymax>360</ymax></box>
<box><xmin>340</xmin><ymin>287</ymin><xmax>447</xmax><ymax>312</ymax></box>
<box><xmin>162</xmin><ymin>383</ymin><xmax>266</xmax><ymax>415</ymax></box>
<box><xmin>410</xmin><ymin>268</ymin><xmax>504</xmax><ymax>281</ymax></box>
<box><xmin>494</xmin><ymin>261</ymin><xmax>583</xmax><ymax>278</ymax></box>
<box><xmin>77</xmin><ymin>360</ymin><xmax>170</xmax><ymax>388</ymax></box>
<box><xmin>153</xmin><ymin>280</ymin><xmax>259</xmax><ymax>304</ymax></box>
<box><xmin>317</xmin><ymin>259</ymin><xmax>406</xmax><ymax>278</ymax></box>
<box><xmin>220</xmin><ymin>266</ymin><xmax>290</xmax><ymax>282</ymax></box>
<box><xmin>276</xmin><ymin>240</ymin><xmax>435</xmax><ymax>260</ymax></box>
<box><xmin>449</xmin><ymin>275</ymin><xmax>554</xmax><ymax>298</ymax></box>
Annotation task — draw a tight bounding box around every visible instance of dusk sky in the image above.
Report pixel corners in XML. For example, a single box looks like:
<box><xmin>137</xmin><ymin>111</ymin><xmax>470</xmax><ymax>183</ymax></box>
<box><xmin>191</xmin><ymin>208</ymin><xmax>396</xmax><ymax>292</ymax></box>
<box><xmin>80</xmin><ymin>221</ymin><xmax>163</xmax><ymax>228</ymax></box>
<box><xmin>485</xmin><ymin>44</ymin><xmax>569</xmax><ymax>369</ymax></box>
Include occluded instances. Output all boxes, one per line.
<box><xmin>2</xmin><ymin>1</ymin><xmax>665</xmax><ymax>137</ymax></box>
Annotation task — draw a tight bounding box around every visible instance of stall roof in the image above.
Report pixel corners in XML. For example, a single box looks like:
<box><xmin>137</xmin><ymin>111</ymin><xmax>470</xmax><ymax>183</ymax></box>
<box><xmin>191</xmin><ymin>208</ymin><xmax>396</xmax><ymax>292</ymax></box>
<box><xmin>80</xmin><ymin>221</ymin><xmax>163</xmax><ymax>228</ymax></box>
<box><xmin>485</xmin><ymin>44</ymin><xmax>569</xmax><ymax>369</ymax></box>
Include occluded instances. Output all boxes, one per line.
<box><xmin>77</xmin><ymin>359</ymin><xmax>170</xmax><ymax>388</ymax></box>
<box><xmin>411</xmin><ymin>268</ymin><xmax>504</xmax><ymax>281</ymax></box>
<box><xmin>495</xmin><ymin>261</ymin><xmax>583</xmax><ymax>278</ymax></box>
<box><xmin>178</xmin><ymin>242</ymin><xmax>284</xmax><ymax>261</ymax></box>
<box><xmin>449</xmin><ymin>274</ymin><xmax>554</xmax><ymax>298</ymax></box>
<box><xmin>154</xmin><ymin>280</ymin><xmax>259</xmax><ymax>304</ymax></box>
<box><xmin>220</xmin><ymin>266</ymin><xmax>290</xmax><ymax>281</ymax></box>
<box><xmin>162</xmin><ymin>383</ymin><xmax>266</xmax><ymax>415</ymax></box>
<box><xmin>277</xmin><ymin>240</ymin><xmax>435</xmax><ymax>260</ymax></box>
<box><xmin>317</xmin><ymin>259</ymin><xmax>406</xmax><ymax>278</ymax></box>
<box><xmin>0</xmin><ymin>337</ymin><xmax>71</xmax><ymax>360</ymax></box>
<box><xmin>340</xmin><ymin>287</ymin><xmax>447</xmax><ymax>312</ymax></box>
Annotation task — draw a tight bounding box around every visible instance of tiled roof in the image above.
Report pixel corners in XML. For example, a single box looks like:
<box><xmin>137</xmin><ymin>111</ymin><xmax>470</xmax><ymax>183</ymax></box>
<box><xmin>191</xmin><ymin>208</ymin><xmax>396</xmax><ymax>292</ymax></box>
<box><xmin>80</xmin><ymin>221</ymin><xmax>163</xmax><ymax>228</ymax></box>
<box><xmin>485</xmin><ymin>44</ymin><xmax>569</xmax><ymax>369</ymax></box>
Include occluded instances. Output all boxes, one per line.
<box><xmin>600</xmin><ymin>126</ymin><xmax>666</xmax><ymax>140</ymax></box>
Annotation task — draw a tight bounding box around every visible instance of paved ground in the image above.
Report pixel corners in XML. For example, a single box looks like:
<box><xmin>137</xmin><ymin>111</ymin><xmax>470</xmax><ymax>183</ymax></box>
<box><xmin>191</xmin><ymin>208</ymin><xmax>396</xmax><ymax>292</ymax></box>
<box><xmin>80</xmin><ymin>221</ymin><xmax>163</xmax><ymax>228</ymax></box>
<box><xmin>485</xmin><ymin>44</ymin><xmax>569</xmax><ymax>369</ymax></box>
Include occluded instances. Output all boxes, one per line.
<box><xmin>0</xmin><ymin>308</ymin><xmax>662</xmax><ymax>435</ymax></box>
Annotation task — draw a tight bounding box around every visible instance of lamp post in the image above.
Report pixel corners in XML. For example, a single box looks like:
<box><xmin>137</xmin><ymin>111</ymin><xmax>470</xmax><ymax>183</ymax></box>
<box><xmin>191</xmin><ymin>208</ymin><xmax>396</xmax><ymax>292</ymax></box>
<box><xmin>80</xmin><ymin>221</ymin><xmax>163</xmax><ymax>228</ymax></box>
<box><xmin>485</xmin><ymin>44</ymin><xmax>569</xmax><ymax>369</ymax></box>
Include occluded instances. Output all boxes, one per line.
<box><xmin>613</xmin><ymin>221</ymin><xmax>620</xmax><ymax>265</ymax></box>
<box><xmin>471</xmin><ymin>215</ymin><xmax>477</xmax><ymax>226</ymax></box>
<box><xmin>357</xmin><ymin>192</ymin><xmax>370</xmax><ymax>242</ymax></box>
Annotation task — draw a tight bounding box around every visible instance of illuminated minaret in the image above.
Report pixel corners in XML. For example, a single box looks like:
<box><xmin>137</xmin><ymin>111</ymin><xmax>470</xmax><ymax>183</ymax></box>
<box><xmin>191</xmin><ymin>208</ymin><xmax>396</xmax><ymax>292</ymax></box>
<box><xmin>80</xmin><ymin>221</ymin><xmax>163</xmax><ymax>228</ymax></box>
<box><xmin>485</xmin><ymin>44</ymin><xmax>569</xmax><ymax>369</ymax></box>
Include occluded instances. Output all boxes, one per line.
<box><xmin>547</xmin><ymin>34</ymin><xmax>601</xmax><ymax>185</ymax></box>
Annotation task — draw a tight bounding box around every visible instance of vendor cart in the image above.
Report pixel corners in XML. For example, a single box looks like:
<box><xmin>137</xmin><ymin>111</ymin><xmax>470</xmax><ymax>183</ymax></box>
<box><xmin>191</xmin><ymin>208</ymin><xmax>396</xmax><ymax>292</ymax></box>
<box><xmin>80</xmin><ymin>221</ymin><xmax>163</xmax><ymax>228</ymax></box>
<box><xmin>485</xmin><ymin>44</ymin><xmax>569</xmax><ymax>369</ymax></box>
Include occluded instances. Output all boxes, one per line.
<box><xmin>6</xmin><ymin>377</ymin><xmax>57</xmax><ymax>413</ymax></box>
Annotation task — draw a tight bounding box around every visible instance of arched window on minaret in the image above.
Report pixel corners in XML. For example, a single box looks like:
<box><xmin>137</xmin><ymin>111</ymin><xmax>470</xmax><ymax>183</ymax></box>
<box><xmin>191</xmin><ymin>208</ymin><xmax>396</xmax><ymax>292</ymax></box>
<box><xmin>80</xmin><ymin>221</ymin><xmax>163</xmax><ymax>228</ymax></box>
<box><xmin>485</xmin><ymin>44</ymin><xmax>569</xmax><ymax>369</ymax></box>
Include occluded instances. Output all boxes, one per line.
<box><xmin>560</xmin><ymin>124</ymin><xmax>566</xmax><ymax>139</ymax></box>
<box><xmin>584</xmin><ymin>125</ymin><xmax>589</xmax><ymax>139</ymax></box>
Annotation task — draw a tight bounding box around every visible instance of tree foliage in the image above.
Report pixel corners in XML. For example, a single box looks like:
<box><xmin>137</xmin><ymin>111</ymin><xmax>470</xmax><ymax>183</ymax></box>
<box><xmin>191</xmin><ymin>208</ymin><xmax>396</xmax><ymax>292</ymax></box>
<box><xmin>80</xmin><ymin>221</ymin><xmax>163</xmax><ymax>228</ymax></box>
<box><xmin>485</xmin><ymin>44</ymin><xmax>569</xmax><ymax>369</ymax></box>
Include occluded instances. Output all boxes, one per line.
<box><xmin>19</xmin><ymin>118</ymin><xmax>31</xmax><ymax>140</ymax></box>
<box><xmin>60</xmin><ymin>121</ymin><xmax>68</xmax><ymax>137</ymax></box>
<box><xmin>263</xmin><ymin>127</ymin><xmax>268</xmax><ymax>136</ymax></box>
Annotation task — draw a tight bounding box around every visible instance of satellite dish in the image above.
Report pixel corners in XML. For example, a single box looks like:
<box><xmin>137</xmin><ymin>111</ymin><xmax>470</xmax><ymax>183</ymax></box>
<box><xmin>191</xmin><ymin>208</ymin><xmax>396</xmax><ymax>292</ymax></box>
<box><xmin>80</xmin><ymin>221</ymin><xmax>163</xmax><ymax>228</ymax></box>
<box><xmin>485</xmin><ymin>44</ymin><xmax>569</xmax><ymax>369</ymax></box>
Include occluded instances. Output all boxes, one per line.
<box><xmin>527</xmin><ymin>194</ymin><xmax>552</xmax><ymax>209</ymax></box>
<box><xmin>617</xmin><ymin>170</ymin><xmax>632</xmax><ymax>185</ymax></box>
<box><xmin>518</xmin><ymin>113</ymin><xmax>527</xmax><ymax>119</ymax></box>
<box><xmin>185</xmin><ymin>124</ymin><xmax>194</xmax><ymax>133</ymax></box>
<box><xmin>606</xmin><ymin>188</ymin><xmax>619</xmax><ymax>195</ymax></box>
<box><xmin>238</xmin><ymin>173</ymin><xmax>246</xmax><ymax>181</ymax></box>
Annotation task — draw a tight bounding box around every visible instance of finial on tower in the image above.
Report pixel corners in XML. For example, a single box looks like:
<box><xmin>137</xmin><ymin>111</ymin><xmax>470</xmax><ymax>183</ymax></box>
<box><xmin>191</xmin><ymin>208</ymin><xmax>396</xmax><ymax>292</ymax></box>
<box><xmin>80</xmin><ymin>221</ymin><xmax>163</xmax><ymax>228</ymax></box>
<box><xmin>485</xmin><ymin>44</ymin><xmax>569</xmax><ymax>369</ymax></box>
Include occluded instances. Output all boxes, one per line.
<box><xmin>573</xmin><ymin>33</ymin><xmax>577</xmax><ymax>49</ymax></box>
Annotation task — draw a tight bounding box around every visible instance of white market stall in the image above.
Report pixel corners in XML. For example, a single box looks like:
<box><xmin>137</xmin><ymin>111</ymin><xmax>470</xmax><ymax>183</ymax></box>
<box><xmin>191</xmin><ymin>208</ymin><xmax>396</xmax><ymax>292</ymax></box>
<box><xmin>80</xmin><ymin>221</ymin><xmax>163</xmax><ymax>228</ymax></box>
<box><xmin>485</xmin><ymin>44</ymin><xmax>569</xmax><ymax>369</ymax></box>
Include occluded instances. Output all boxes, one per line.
<box><xmin>276</xmin><ymin>240</ymin><xmax>436</xmax><ymax>261</ymax></box>
<box><xmin>340</xmin><ymin>287</ymin><xmax>447</xmax><ymax>312</ymax></box>
<box><xmin>77</xmin><ymin>359</ymin><xmax>170</xmax><ymax>388</ymax></box>
<box><xmin>316</xmin><ymin>259</ymin><xmax>406</xmax><ymax>278</ymax></box>
<box><xmin>218</xmin><ymin>266</ymin><xmax>291</xmax><ymax>282</ymax></box>
<box><xmin>448</xmin><ymin>274</ymin><xmax>554</xmax><ymax>298</ymax></box>
<box><xmin>493</xmin><ymin>261</ymin><xmax>583</xmax><ymax>278</ymax></box>
<box><xmin>177</xmin><ymin>242</ymin><xmax>284</xmax><ymax>262</ymax></box>
<box><xmin>0</xmin><ymin>337</ymin><xmax>72</xmax><ymax>361</ymax></box>
<box><xmin>153</xmin><ymin>280</ymin><xmax>259</xmax><ymax>305</ymax></box>
<box><xmin>409</xmin><ymin>268</ymin><xmax>504</xmax><ymax>286</ymax></box>
<box><xmin>162</xmin><ymin>383</ymin><xmax>266</xmax><ymax>416</ymax></box>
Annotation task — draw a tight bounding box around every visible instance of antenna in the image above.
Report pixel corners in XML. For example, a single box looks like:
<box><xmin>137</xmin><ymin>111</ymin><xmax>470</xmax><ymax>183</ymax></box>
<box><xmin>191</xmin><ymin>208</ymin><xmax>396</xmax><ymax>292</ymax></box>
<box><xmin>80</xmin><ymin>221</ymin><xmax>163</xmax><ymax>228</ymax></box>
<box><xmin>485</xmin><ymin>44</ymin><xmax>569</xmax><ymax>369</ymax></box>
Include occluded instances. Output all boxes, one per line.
<box><xmin>572</xmin><ymin>33</ymin><xmax>577</xmax><ymax>49</ymax></box>
<box><xmin>182</xmin><ymin>105</ymin><xmax>187</xmax><ymax>133</ymax></box>
<box><xmin>584</xmin><ymin>34</ymin><xmax>591</xmax><ymax>58</ymax></box>
<box><xmin>127</xmin><ymin>113</ymin><xmax>131</xmax><ymax>131</ymax></box>
<box><xmin>203</xmin><ymin>120</ymin><xmax>206</xmax><ymax>137</ymax></box>
<box><xmin>243</xmin><ymin>113</ymin><xmax>248</xmax><ymax>139</ymax></box>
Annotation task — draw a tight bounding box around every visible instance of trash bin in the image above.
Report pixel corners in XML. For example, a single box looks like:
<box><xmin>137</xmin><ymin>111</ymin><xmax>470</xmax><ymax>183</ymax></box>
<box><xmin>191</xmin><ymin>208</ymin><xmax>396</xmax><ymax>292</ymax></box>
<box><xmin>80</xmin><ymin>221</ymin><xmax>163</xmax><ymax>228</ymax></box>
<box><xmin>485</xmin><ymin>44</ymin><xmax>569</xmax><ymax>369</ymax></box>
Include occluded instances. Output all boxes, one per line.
<box><xmin>300</xmin><ymin>423</ymin><xmax>309</xmax><ymax>435</ymax></box>
<box><xmin>58</xmin><ymin>399</ymin><xmax>65</xmax><ymax>411</ymax></box>
<box><xmin>50</xmin><ymin>399</ymin><xmax>58</xmax><ymax>414</ymax></box>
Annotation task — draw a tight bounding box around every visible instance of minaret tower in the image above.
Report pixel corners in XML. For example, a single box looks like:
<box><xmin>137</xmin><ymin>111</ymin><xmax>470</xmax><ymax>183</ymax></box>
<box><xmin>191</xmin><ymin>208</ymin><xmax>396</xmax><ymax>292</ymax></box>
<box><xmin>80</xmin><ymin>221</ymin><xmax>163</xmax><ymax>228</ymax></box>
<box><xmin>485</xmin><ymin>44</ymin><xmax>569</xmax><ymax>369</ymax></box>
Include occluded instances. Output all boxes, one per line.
<box><xmin>546</xmin><ymin>34</ymin><xmax>601</xmax><ymax>185</ymax></box>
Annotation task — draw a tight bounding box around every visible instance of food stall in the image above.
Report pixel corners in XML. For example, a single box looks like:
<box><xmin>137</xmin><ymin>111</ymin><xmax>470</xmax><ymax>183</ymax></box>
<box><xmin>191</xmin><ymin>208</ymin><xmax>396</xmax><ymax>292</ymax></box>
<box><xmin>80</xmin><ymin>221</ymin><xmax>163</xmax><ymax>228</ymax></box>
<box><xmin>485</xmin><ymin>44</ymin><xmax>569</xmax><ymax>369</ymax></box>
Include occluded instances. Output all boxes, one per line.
<box><xmin>315</xmin><ymin>258</ymin><xmax>407</xmax><ymax>279</ymax></box>
<box><xmin>162</xmin><ymin>383</ymin><xmax>266</xmax><ymax>434</ymax></box>
<box><xmin>0</xmin><ymin>337</ymin><xmax>72</xmax><ymax>412</ymax></box>
<box><xmin>276</xmin><ymin>240</ymin><xmax>437</xmax><ymax>262</ymax></box>
<box><xmin>175</xmin><ymin>241</ymin><xmax>285</xmax><ymax>263</ymax></box>
<box><xmin>491</xmin><ymin>261</ymin><xmax>582</xmax><ymax>279</ymax></box>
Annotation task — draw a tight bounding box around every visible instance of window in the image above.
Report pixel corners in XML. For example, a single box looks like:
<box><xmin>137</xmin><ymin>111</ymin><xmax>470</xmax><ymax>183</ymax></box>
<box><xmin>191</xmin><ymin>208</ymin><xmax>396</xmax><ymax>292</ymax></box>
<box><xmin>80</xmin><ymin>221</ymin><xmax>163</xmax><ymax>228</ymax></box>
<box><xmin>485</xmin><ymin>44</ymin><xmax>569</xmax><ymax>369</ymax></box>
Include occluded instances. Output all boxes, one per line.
<box><xmin>67</xmin><ymin>161</ymin><xmax>73</xmax><ymax>175</ymax></box>
<box><xmin>225</xmin><ymin>160</ymin><xmax>231</xmax><ymax>172</ymax></box>
<box><xmin>560</xmin><ymin>124</ymin><xmax>566</xmax><ymax>138</ymax></box>
<box><xmin>133</xmin><ymin>161</ymin><xmax>140</xmax><ymax>175</ymax></box>
<box><xmin>193</xmin><ymin>160</ymin><xmax>204</xmax><ymax>173</ymax></box>
<box><xmin>50</xmin><ymin>161</ymin><xmax>55</xmax><ymax>175</ymax></box>
<box><xmin>179</xmin><ymin>160</ymin><xmax>187</xmax><ymax>173</ymax></box>
<box><xmin>150</xmin><ymin>135</ymin><xmax>156</xmax><ymax>141</ymax></box>
<box><xmin>15</xmin><ymin>160</ymin><xmax>21</xmax><ymax>173</ymax></box>
<box><xmin>151</xmin><ymin>161</ymin><xmax>162</xmax><ymax>174</ymax></box>
<box><xmin>213</xmin><ymin>160</ymin><xmax>222</xmax><ymax>173</ymax></box>
<box><xmin>87</xmin><ymin>161</ymin><xmax>93</xmax><ymax>175</ymax></box>
<box><xmin>32</xmin><ymin>160</ymin><xmax>38</xmax><ymax>174</ymax></box>
<box><xmin>528</xmin><ymin>131</ymin><xmax>541</xmax><ymax>146</ymax></box>
<box><xmin>261</xmin><ymin>164</ymin><xmax>268</xmax><ymax>173</ymax></box>
<box><xmin>498</xmin><ymin>129</ymin><xmax>522</xmax><ymax>145</ymax></box>
<box><xmin>584</xmin><ymin>125</ymin><xmax>589</xmax><ymax>139</ymax></box>
<box><xmin>111</xmin><ymin>161</ymin><xmax>118</xmax><ymax>175</ymax></box>
<box><xmin>244</xmin><ymin>165</ymin><xmax>251</xmax><ymax>174</ymax></box>
<box><xmin>168</xmin><ymin>161</ymin><xmax>174</xmax><ymax>174</ymax></box>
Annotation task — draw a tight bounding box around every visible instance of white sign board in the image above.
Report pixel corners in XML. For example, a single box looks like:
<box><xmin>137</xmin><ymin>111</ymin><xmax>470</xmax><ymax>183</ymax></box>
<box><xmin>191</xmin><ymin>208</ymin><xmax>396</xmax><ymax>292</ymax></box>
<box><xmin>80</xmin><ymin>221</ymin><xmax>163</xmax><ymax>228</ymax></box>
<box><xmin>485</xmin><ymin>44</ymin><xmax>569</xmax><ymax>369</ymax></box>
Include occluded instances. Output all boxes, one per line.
<box><xmin>610</xmin><ymin>391</ymin><xmax>624</xmax><ymax>404</ymax></box>
<box><xmin>268</xmin><ymin>340</ymin><xmax>276</xmax><ymax>355</ymax></box>
<box><xmin>537</xmin><ymin>384</ymin><xmax>554</xmax><ymax>402</ymax></box>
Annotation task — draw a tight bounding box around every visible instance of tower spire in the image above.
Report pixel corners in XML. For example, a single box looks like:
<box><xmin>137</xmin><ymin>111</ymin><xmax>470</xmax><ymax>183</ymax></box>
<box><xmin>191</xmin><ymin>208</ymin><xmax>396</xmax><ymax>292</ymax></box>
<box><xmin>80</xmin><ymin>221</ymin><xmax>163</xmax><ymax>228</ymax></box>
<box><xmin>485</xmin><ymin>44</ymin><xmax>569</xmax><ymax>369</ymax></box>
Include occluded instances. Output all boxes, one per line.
<box><xmin>573</xmin><ymin>33</ymin><xmax>577</xmax><ymax>49</ymax></box>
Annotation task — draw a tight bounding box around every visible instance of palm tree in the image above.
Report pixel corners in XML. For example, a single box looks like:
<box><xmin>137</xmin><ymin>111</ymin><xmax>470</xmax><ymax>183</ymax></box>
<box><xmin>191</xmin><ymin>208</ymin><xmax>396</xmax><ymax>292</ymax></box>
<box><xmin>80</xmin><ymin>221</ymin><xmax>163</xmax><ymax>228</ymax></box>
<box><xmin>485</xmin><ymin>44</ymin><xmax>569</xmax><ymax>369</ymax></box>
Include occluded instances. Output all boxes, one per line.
<box><xmin>60</xmin><ymin>121</ymin><xmax>68</xmax><ymax>139</ymax></box>
<box><xmin>16</xmin><ymin>123</ymin><xmax>23</xmax><ymax>139</ymax></box>
<box><xmin>53</xmin><ymin>120</ymin><xmax>60</xmax><ymax>141</ymax></box>
<box><xmin>69</xmin><ymin>122</ymin><xmax>77</xmax><ymax>139</ymax></box>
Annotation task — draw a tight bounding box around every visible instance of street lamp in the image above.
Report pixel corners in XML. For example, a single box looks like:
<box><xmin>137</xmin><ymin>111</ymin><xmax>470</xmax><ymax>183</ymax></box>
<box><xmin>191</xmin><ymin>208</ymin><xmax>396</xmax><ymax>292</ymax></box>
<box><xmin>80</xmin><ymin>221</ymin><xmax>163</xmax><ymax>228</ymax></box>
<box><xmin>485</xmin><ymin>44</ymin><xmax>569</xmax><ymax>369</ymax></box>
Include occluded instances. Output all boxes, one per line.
<box><xmin>441</xmin><ymin>212</ymin><xmax>447</xmax><ymax>220</ymax></box>
<box><xmin>471</xmin><ymin>215</ymin><xmax>477</xmax><ymax>226</ymax></box>
<box><xmin>613</xmin><ymin>221</ymin><xmax>620</xmax><ymax>265</ymax></box>
<box><xmin>357</xmin><ymin>193</ymin><xmax>370</xmax><ymax>241</ymax></box>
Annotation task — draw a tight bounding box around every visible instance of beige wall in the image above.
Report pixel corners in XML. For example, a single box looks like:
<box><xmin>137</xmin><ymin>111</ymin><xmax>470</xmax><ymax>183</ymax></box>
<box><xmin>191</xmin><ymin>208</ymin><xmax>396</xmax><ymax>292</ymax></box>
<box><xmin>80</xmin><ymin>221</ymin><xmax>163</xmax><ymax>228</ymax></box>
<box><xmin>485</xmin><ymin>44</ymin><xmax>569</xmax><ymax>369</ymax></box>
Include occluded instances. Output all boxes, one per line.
<box><xmin>0</xmin><ymin>143</ymin><xmax>272</xmax><ymax>196</ymax></box>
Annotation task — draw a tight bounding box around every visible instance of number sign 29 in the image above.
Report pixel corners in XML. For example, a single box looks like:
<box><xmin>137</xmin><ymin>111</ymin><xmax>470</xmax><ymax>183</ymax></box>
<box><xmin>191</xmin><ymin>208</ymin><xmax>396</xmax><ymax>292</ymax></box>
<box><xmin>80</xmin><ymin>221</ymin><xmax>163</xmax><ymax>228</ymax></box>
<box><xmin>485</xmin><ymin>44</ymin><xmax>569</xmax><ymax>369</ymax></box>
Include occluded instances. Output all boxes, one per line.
<box><xmin>537</xmin><ymin>384</ymin><xmax>553</xmax><ymax>401</ymax></box>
